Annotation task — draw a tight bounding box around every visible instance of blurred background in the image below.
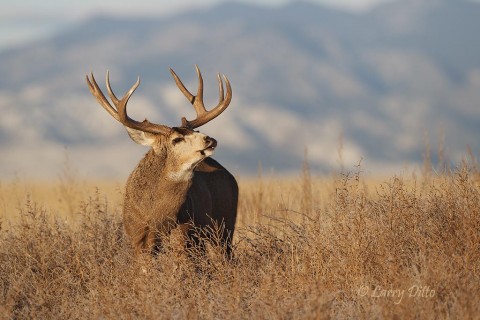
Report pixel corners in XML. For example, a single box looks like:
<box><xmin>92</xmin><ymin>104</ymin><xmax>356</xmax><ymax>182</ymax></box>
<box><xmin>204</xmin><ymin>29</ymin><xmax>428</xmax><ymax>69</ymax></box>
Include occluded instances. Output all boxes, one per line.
<box><xmin>1</xmin><ymin>0</ymin><xmax>479</xmax><ymax>179</ymax></box>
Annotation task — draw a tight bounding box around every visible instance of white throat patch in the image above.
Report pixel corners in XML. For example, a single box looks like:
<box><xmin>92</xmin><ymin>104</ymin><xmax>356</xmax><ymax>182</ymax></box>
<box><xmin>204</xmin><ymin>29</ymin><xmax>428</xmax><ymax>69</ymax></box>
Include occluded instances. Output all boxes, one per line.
<box><xmin>166</xmin><ymin>162</ymin><xmax>194</xmax><ymax>182</ymax></box>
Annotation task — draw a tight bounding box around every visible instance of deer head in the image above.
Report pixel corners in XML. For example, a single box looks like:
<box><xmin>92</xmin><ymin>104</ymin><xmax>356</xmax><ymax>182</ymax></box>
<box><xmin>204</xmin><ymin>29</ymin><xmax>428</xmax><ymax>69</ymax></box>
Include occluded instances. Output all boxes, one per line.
<box><xmin>86</xmin><ymin>66</ymin><xmax>232</xmax><ymax>179</ymax></box>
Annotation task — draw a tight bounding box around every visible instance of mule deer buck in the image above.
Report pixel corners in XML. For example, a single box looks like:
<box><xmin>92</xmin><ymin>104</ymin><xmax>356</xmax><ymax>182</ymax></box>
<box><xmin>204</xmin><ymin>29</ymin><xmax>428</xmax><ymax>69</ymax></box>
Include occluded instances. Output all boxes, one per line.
<box><xmin>86</xmin><ymin>66</ymin><xmax>238</xmax><ymax>258</ymax></box>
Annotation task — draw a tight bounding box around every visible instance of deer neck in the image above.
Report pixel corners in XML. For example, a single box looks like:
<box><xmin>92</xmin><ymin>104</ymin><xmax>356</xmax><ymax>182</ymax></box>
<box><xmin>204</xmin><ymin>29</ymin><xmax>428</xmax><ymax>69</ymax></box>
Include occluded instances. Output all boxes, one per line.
<box><xmin>124</xmin><ymin>149</ymin><xmax>194</xmax><ymax>223</ymax></box>
<box><xmin>141</xmin><ymin>149</ymin><xmax>193</xmax><ymax>196</ymax></box>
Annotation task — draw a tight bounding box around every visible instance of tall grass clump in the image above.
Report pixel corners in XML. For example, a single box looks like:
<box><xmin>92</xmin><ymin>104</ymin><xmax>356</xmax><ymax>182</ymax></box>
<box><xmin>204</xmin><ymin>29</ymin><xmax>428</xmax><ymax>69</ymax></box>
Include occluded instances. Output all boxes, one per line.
<box><xmin>0</xmin><ymin>162</ymin><xmax>479</xmax><ymax>318</ymax></box>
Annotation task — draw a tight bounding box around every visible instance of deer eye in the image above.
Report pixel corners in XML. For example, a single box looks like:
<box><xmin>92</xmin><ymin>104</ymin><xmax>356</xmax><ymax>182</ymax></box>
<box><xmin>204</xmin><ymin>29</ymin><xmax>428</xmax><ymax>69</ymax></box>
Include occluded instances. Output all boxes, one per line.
<box><xmin>172</xmin><ymin>137</ymin><xmax>184</xmax><ymax>145</ymax></box>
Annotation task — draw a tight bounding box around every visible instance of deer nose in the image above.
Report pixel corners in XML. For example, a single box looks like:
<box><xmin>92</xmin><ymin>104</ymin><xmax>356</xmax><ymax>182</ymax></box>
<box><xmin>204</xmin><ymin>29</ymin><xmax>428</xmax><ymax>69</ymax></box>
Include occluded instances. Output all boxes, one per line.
<box><xmin>204</xmin><ymin>136</ymin><xmax>217</xmax><ymax>148</ymax></box>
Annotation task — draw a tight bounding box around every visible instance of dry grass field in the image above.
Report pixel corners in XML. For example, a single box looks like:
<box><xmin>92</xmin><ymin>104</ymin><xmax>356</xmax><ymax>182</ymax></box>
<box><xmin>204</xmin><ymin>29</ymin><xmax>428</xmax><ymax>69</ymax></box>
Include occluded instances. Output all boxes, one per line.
<box><xmin>0</xmin><ymin>159</ymin><xmax>479</xmax><ymax>319</ymax></box>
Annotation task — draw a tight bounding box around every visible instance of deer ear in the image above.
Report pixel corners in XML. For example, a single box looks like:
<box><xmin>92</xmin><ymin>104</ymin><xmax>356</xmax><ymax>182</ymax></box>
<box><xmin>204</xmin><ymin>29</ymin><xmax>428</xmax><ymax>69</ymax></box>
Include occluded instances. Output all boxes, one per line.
<box><xmin>125</xmin><ymin>127</ymin><xmax>156</xmax><ymax>147</ymax></box>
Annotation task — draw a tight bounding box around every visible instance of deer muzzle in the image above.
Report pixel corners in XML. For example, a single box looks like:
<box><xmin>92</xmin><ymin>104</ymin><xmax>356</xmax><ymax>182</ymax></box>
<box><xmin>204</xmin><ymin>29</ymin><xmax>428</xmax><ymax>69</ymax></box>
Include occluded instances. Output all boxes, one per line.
<box><xmin>204</xmin><ymin>136</ymin><xmax>217</xmax><ymax>150</ymax></box>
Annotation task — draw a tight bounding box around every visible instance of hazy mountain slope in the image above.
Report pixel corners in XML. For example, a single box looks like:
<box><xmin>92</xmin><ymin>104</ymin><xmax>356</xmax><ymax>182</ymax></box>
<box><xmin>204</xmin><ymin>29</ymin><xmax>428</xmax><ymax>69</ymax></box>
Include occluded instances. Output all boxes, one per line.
<box><xmin>0</xmin><ymin>0</ymin><xmax>479</xmax><ymax>178</ymax></box>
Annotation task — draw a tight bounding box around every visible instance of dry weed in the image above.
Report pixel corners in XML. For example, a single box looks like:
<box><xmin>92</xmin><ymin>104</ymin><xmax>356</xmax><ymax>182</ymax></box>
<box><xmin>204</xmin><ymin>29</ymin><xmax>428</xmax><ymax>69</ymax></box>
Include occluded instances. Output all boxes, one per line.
<box><xmin>0</xmin><ymin>163</ymin><xmax>479</xmax><ymax>319</ymax></box>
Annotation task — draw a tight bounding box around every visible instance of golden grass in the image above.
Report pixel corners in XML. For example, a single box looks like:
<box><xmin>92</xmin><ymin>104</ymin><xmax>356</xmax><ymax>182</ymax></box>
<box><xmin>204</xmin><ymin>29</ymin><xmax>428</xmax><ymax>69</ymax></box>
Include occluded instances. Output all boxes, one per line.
<box><xmin>0</xmin><ymin>179</ymin><xmax>123</xmax><ymax>225</ymax></box>
<box><xmin>0</xmin><ymin>164</ymin><xmax>479</xmax><ymax>319</ymax></box>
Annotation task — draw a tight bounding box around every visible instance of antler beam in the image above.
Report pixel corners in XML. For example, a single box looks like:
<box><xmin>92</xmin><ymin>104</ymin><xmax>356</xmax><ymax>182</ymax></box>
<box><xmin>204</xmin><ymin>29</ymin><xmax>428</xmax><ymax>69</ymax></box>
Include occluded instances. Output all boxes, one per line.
<box><xmin>86</xmin><ymin>72</ymin><xmax>171</xmax><ymax>135</ymax></box>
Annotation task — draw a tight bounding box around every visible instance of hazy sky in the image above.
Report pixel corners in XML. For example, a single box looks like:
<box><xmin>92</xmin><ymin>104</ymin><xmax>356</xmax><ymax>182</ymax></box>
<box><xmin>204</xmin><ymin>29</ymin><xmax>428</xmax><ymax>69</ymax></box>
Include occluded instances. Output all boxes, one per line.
<box><xmin>0</xmin><ymin>0</ymin><xmax>395</xmax><ymax>51</ymax></box>
<box><xmin>2</xmin><ymin>0</ymin><xmax>479</xmax><ymax>51</ymax></box>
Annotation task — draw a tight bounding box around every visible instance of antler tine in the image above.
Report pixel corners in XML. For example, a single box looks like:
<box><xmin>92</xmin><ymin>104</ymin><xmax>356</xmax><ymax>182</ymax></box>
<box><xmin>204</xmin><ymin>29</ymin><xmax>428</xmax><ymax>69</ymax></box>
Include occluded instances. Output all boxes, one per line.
<box><xmin>104</xmin><ymin>71</ymin><xmax>141</xmax><ymax>123</ymax></box>
<box><xmin>86</xmin><ymin>71</ymin><xmax>171</xmax><ymax>135</ymax></box>
<box><xmin>170</xmin><ymin>65</ymin><xmax>233</xmax><ymax>129</ymax></box>
<box><xmin>217</xmin><ymin>73</ymin><xmax>224</xmax><ymax>103</ymax></box>
<box><xmin>169</xmin><ymin>68</ymin><xmax>194</xmax><ymax>103</ymax></box>
<box><xmin>86</xmin><ymin>72</ymin><xmax>121</xmax><ymax>121</ymax></box>
<box><xmin>194</xmin><ymin>64</ymin><xmax>206</xmax><ymax>114</ymax></box>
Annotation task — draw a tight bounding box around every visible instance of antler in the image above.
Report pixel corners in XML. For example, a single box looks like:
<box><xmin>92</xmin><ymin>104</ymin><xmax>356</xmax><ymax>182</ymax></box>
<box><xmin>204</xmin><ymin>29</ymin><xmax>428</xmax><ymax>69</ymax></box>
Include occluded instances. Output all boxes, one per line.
<box><xmin>86</xmin><ymin>72</ymin><xmax>171</xmax><ymax>135</ymax></box>
<box><xmin>170</xmin><ymin>65</ymin><xmax>232</xmax><ymax>129</ymax></box>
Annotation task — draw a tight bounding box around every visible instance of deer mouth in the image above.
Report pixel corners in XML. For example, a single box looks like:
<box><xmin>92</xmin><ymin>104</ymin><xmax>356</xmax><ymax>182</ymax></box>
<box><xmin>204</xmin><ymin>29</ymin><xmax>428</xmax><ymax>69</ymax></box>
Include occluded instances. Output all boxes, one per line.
<box><xmin>200</xmin><ymin>139</ymin><xmax>217</xmax><ymax>156</ymax></box>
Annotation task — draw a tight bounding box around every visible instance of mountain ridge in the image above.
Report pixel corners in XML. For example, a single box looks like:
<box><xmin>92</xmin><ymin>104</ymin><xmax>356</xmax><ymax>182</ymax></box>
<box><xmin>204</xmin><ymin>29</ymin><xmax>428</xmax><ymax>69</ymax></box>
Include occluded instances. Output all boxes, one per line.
<box><xmin>0</xmin><ymin>0</ymin><xmax>479</xmax><ymax>178</ymax></box>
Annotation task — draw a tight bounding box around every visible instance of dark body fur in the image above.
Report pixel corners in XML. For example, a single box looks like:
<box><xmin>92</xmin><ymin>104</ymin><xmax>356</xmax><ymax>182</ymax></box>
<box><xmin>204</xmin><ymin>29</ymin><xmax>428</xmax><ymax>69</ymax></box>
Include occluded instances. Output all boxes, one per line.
<box><xmin>178</xmin><ymin>158</ymin><xmax>238</xmax><ymax>257</ymax></box>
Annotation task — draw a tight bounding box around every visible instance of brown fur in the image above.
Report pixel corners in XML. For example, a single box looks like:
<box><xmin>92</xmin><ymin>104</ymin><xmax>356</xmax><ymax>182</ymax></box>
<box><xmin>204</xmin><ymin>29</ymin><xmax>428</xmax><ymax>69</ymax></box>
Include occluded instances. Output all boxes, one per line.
<box><xmin>123</xmin><ymin>130</ymin><xmax>238</xmax><ymax>257</ymax></box>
